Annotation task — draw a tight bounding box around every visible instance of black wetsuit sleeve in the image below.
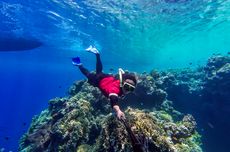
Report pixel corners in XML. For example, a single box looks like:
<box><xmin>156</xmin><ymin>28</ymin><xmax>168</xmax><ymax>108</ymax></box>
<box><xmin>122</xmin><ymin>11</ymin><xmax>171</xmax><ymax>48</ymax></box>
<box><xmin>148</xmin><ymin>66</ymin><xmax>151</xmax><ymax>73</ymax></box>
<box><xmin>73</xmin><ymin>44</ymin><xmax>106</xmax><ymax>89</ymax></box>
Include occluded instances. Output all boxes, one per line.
<box><xmin>109</xmin><ymin>95</ymin><xmax>119</xmax><ymax>107</ymax></box>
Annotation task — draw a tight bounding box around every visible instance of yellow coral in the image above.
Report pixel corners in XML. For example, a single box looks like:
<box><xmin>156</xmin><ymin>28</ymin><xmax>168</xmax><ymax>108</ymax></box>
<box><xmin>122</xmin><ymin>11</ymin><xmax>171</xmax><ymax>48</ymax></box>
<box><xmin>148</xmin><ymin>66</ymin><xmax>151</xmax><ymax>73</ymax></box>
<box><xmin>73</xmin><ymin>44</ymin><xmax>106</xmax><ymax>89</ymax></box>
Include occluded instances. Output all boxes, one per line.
<box><xmin>78</xmin><ymin>99</ymin><xmax>91</xmax><ymax>112</ymax></box>
<box><xmin>76</xmin><ymin>144</ymin><xmax>92</xmax><ymax>152</ymax></box>
<box><xmin>146</xmin><ymin>75</ymin><xmax>153</xmax><ymax>81</ymax></box>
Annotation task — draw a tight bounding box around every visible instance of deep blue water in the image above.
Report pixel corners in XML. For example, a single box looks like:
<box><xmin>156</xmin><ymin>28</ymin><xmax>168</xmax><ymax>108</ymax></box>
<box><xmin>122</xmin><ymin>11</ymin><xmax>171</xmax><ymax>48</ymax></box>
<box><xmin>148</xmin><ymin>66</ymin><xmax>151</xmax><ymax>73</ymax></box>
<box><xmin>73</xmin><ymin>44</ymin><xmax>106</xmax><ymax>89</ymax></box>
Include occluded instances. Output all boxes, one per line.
<box><xmin>0</xmin><ymin>48</ymin><xmax>84</xmax><ymax>151</ymax></box>
<box><xmin>1</xmin><ymin>0</ymin><xmax>230</xmax><ymax>151</ymax></box>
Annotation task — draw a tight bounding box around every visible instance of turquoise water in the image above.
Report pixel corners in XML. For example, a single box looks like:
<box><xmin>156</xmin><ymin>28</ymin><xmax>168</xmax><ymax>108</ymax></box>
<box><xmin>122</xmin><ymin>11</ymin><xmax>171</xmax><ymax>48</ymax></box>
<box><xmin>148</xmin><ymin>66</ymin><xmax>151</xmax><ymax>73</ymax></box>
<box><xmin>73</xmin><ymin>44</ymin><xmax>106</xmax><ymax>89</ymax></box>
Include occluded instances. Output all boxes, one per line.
<box><xmin>1</xmin><ymin>0</ymin><xmax>230</xmax><ymax>151</ymax></box>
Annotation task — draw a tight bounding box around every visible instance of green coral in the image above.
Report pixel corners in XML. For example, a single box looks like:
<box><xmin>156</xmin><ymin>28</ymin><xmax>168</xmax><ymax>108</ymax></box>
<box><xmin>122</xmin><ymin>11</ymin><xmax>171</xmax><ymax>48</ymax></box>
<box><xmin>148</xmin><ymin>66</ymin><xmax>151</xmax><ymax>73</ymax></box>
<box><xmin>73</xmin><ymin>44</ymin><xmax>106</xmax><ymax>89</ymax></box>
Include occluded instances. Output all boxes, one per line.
<box><xmin>76</xmin><ymin>144</ymin><xmax>93</xmax><ymax>152</ymax></box>
<box><xmin>157</xmin><ymin>110</ymin><xmax>173</xmax><ymax>122</ymax></box>
<box><xmin>29</xmin><ymin>110</ymin><xmax>52</xmax><ymax>133</ymax></box>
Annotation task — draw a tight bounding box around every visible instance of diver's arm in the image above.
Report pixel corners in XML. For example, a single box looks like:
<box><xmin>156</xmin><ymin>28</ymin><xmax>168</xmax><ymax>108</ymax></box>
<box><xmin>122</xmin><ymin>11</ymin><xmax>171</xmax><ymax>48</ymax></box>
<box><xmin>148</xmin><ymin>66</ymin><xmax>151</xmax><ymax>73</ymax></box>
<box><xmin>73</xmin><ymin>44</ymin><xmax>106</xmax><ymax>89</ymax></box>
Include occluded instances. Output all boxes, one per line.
<box><xmin>109</xmin><ymin>95</ymin><xmax>125</xmax><ymax>119</ymax></box>
<box><xmin>109</xmin><ymin>94</ymin><xmax>119</xmax><ymax>107</ymax></box>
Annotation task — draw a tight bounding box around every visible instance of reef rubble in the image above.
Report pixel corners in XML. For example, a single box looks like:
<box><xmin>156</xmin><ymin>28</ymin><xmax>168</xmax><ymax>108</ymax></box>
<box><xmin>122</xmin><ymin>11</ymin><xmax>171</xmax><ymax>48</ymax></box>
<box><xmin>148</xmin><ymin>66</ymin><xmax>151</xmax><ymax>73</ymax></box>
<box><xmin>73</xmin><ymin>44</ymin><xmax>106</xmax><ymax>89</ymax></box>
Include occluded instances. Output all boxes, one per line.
<box><xmin>22</xmin><ymin>55</ymin><xmax>230</xmax><ymax>151</ymax></box>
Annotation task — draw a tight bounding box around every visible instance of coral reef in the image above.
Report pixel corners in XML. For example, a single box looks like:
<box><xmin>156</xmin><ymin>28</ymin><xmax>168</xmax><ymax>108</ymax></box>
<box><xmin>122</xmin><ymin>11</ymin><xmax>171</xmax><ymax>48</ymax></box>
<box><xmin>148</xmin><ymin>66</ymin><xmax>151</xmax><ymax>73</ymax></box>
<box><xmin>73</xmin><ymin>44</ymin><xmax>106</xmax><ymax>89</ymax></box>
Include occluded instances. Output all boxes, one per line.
<box><xmin>19</xmin><ymin>101</ymin><xmax>201</xmax><ymax>152</ymax></box>
<box><xmin>203</xmin><ymin>55</ymin><xmax>230</xmax><ymax>100</ymax></box>
<box><xmin>153</xmin><ymin>55</ymin><xmax>230</xmax><ymax>123</ymax></box>
<box><xmin>148</xmin><ymin>54</ymin><xmax>230</xmax><ymax>152</ymax></box>
<box><xmin>23</xmin><ymin>56</ymin><xmax>230</xmax><ymax>151</ymax></box>
<box><xmin>94</xmin><ymin>108</ymin><xmax>201</xmax><ymax>152</ymax></box>
<box><xmin>19</xmin><ymin>81</ymin><xmax>202</xmax><ymax>151</ymax></box>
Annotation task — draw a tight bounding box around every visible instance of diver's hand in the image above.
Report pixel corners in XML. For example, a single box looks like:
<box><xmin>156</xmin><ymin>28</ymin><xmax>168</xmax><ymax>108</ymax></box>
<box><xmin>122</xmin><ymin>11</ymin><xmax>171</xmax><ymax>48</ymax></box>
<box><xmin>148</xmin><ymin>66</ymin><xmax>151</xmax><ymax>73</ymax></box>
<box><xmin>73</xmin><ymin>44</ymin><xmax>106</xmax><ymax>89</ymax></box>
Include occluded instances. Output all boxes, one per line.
<box><xmin>113</xmin><ymin>105</ymin><xmax>125</xmax><ymax>120</ymax></box>
<box><xmin>116</xmin><ymin>110</ymin><xmax>126</xmax><ymax>120</ymax></box>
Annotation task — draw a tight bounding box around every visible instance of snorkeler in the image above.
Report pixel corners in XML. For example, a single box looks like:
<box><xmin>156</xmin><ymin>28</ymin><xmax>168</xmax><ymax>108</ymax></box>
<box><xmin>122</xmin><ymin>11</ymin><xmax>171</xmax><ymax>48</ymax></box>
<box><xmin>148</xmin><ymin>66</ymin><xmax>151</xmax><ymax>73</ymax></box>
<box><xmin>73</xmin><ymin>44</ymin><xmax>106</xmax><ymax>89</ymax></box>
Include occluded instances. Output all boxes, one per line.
<box><xmin>72</xmin><ymin>45</ymin><xmax>137</xmax><ymax>119</ymax></box>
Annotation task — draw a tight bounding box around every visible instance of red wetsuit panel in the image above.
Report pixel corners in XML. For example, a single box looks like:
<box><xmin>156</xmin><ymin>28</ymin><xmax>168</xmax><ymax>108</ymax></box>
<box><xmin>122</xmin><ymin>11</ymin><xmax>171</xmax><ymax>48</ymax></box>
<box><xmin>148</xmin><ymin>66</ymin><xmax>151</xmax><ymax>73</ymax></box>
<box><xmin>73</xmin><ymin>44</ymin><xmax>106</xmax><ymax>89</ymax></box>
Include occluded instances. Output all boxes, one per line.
<box><xmin>98</xmin><ymin>76</ymin><xmax>121</xmax><ymax>97</ymax></box>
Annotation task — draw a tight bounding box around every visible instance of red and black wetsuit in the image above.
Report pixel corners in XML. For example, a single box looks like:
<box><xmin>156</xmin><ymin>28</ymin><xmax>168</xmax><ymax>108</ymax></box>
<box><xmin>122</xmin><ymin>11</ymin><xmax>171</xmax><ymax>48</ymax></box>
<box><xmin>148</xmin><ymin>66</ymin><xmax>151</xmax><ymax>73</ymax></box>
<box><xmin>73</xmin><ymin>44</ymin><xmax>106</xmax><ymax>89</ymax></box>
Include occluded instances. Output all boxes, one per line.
<box><xmin>78</xmin><ymin>54</ymin><xmax>122</xmax><ymax>107</ymax></box>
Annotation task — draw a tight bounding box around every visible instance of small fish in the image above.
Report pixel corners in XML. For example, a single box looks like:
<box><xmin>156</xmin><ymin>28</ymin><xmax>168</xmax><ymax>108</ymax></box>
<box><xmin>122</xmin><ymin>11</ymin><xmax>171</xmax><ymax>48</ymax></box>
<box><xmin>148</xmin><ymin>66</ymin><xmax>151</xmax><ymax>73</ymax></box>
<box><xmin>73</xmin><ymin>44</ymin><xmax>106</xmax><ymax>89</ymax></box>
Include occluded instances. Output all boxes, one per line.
<box><xmin>58</xmin><ymin>85</ymin><xmax>62</xmax><ymax>88</ymax></box>
<box><xmin>228</xmin><ymin>52</ymin><xmax>230</xmax><ymax>55</ymax></box>
<box><xmin>207</xmin><ymin>122</ymin><xmax>214</xmax><ymax>129</ymax></box>
<box><xmin>23</xmin><ymin>122</ymin><xmax>27</xmax><ymax>126</ymax></box>
<box><xmin>4</xmin><ymin>136</ymin><xmax>9</xmax><ymax>140</ymax></box>
<box><xmin>189</xmin><ymin>62</ymin><xmax>192</xmax><ymax>65</ymax></box>
<box><xmin>109</xmin><ymin>68</ymin><xmax>114</xmax><ymax>71</ymax></box>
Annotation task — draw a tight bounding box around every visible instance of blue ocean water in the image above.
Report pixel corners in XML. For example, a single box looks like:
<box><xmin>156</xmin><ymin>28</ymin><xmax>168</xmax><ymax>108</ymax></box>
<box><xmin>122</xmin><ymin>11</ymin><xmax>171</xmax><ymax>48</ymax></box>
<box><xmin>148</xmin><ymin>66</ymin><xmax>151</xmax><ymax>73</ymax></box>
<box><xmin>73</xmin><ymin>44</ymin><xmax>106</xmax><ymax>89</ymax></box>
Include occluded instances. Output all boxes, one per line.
<box><xmin>0</xmin><ymin>0</ymin><xmax>230</xmax><ymax>151</ymax></box>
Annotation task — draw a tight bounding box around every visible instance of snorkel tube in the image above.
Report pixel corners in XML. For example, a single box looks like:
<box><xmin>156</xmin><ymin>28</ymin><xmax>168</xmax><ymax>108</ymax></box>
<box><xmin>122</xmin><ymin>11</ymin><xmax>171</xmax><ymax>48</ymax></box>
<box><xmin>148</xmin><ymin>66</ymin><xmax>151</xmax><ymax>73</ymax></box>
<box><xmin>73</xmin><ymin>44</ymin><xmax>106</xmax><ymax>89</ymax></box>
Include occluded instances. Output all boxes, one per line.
<box><xmin>119</xmin><ymin>68</ymin><xmax>125</xmax><ymax>87</ymax></box>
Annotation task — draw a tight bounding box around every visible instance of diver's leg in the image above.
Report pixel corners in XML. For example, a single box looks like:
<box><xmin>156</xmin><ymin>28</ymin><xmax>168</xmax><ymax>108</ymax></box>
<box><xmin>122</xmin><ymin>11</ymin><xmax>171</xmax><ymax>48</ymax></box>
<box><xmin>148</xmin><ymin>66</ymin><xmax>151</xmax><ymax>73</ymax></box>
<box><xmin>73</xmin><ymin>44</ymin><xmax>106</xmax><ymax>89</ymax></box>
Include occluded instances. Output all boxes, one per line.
<box><xmin>78</xmin><ymin>65</ymin><xmax>98</xmax><ymax>86</ymax></box>
<box><xmin>78</xmin><ymin>65</ymin><xmax>90</xmax><ymax>77</ymax></box>
<box><xmin>85</xmin><ymin>45</ymin><xmax>102</xmax><ymax>73</ymax></box>
<box><xmin>96</xmin><ymin>54</ymin><xmax>103</xmax><ymax>74</ymax></box>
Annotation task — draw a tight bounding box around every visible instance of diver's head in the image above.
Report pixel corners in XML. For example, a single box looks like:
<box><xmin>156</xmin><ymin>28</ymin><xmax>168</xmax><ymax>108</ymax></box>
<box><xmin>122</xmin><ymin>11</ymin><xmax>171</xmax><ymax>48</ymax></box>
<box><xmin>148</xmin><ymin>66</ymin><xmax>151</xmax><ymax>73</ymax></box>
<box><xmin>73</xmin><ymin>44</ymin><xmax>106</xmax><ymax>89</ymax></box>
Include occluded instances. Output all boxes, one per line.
<box><xmin>121</xmin><ymin>73</ymin><xmax>137</xmax><ymax>94</ymax></box>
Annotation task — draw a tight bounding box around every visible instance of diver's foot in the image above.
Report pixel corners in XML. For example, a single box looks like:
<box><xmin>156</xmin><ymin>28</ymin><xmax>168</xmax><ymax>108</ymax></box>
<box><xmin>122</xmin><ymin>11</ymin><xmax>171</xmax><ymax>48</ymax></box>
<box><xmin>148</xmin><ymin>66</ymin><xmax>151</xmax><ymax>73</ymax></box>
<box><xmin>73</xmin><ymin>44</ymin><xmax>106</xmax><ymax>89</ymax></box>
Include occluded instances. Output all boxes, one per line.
<box><xmin>72</xmin><ymin>57</ymin><xmax>82</xmax><ymax>66</ymax></box>
<box><xmin>85</xmin><ymin>45</ymin><xmax>99</xmax><ymax>54</ymax></box>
